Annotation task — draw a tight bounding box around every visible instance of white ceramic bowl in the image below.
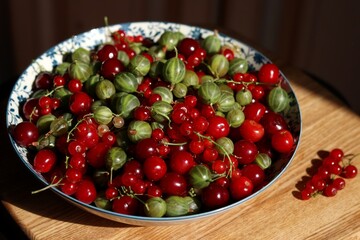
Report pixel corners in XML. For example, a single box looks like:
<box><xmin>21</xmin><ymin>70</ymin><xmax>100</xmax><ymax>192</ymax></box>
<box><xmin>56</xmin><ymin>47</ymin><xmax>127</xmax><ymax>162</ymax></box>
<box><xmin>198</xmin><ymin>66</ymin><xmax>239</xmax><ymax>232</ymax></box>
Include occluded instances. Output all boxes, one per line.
<box><xmin>6</xmin><ymin>22</ymin><xmax>301</xmax><ymax>226</ymax></box>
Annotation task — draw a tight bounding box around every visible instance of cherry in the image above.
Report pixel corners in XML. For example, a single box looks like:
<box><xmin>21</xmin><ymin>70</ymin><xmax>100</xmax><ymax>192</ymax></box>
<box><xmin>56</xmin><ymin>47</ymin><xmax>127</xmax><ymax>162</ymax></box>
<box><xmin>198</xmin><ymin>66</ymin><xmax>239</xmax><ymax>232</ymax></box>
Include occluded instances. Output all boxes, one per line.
<box><xmin>35</xmin><ymin>72</ymin><xmax>52</xmax><ymax>89</ymax></box>
<box><xmin>100</xmin><ymin>58</ymin><xmax>124</xmax><ymax>80</ymax></box>
<box><xmin>178</xmin><ymin>38</ymin><xmax>200</xmax><ymax>58</ymax></box>
<box><xmin>192</xmin><ymin>116</ymin><xmax>209</xmax><ymax>133</ymax></box>
<box><xmin>75</xmin><ymin>179</ymin><xmax>97</xmax><ymax>204</ymax></box>
<box><xmin>230</xmin><ymin>176</ymin><xmax>254</xmax><ymax>200</ymax></box>
<box><xmin>121</xmin><ymin>172</ymin><xmax>139</xmax><ymax>187</ymax></box>
<box><xmin>241</xmin><ymin>164</ymin><xmax>265</xmax><ymax>187</ymax></box>
<box><xmin>112</xmin><ymin>29</ymin><xmax>126</xmax><ymax>42</ymax></box>
<box><xmin>124</xmin><ymin>48</ymin><xmax>136</xmax><ymax>59</ymax></box>
<box><xmin>33</xmin><ymin>149</ymin><xmax>57</xmax><ymax>173</ymax></box>
<box><xmin>214</xmin><ymin>176</ymin><xmax>230</xmax><ymax>188</ymax></box>
<box><xmin>159</xmin><ymin>172</ymin><xmax>187</xmax><ymax>196</ymax></box>
<box><xmin>260</xmin><ymin>111</ymin><xmax>288</xmax><ymax>135</ymax></box>
<box><xmin>143</xmin><ymin>156</ymin><xmax>167</xmax><ymax>181</ymax></box>
<box><xmin>112</xmin><ymin>196</ymin><xmax>139</xmax><ymax>215</ymax></box>
<box><xmin>249</xmin><ymin>85</ymin><xmax>265</xmax><ymax>100</ymax></box>
<box><xmin>184</xmin><ymin>95</ymin><xmax>198</xmax><ymax>108</ymax></box>
<box><xmin>67</xmin><ymin>79</ymin><xmax>83</xmax><ymax>93</ymax></box>
<box><xmin>97</xmin><ymin>44</ymin><xmax>118</xmax><ymax>62</ymax></box>
<box><xmin>206</xmin><ymin>116</ymin><xmax>230</xmax><ymax>139</ymax></box>
<box><xmin>311</xmin><ymin>177</ymin><xmax>326</xmax><ymax>191</ymax></box>
<box><xmin>12</xmin><ymin>121</ymin><xmax>39</xmax><ymax>147</ymax></box>
<box><xmin>271</xmin><ymin>129</ymin><xmax>294</xmax><ymax>153</ymax></box>
<box><xmin>86</xmin><ymin>143</ymin><xmax>109</xmax><ymax>168</ymax></box>
<box><xmin>238</xmin><ymin>119</ymin><xmax>264</xmax><ymax>143</ymax></box>
<box><xmin>233</xmin><ymin>140</ymin><xmax>258</xmax><ymax>165</ymax></box>
<box><xmin>201</xmin><ymin>183</ymin><xmax>230</xmax><ymax>209</ymax></box>
<box><xmin>169</xmin><ymin>150</ymin><xmax>195</xmax><ymax>175</ymax></box>
<box><xmin>243</xmin><ymin>102</ymin><xmax>266</xmax><ymax>122</ymax></box>
<box><xmin>69</xmin><ymin>91</ymin><xmax>92</xmax><ymax>116</ymax></box>
<box><xmin>171</xmin><ymin>108</ymin><xmax>188</xmax><ymax>124</ymax></box>
<box><xmin>123</xmin><ymin>160</ymin><xmax>144</xmax><ymax>179</ymax></box>
<box><xmin>151</xmin><ymin>128</ymin><xmax>165</xmax><ymax>142</ymax></box>
<box><xmin>135</xmin><ymin>138</ymin><xmax>158</xmax><ymax>161</ymax></box>
<box><xmin>258</xmin><ymin>63</ymin><xmax>279</xmax><ymax>84</ymax></box>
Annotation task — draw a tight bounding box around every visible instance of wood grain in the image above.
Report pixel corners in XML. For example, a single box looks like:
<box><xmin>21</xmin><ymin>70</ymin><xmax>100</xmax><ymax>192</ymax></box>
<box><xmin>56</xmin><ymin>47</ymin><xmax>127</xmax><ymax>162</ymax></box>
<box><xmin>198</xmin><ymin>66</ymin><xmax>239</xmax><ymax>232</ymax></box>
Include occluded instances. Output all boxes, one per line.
<box><xmin>1</xmin><ymin>66</ymin><xmax>360</xmax><ymax>240</ymax></box>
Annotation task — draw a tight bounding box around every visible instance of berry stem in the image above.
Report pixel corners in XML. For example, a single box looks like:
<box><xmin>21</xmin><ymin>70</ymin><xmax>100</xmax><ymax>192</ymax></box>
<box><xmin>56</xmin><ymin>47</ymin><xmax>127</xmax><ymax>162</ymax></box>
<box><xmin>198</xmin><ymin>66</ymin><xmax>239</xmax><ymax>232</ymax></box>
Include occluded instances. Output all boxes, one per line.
<box><xmin>194</xmin><ymin>131</ymin><xmax>234</xmax><ymax>177</ymax></box>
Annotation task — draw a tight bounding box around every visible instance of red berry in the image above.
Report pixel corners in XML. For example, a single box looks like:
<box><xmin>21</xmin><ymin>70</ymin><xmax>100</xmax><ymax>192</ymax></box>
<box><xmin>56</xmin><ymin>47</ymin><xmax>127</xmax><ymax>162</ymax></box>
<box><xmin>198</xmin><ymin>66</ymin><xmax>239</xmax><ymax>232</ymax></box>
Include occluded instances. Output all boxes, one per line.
<box><xmin>12</xmin><ymin>121</ymin><xmax>39</xmax><ymax>147</ymax></box>
<box><xmin>75</xmin><ymin>179</ymin><xmax>97</xmax><ymax>204</ymax></box>
<box><xmin>33</xmin><ymin>149</ymin><xmax>57</xmax><ymax>173</ymax></box>
<box><xmin>329</xmin><ymin>148</ymin><xmax>344</xmax><ymax>162</ymax></box>
<box><xmin>323</xmin><ymin>184</ymin><xmax>337</xmax><ymax>197</ymax></box>
<box><xmin>258</xmin><ymin>63</ymin><xmax>279</xmax><ymax>84</ymax></box>
<box><xmin>342</xmin><ymin>165</ymin><xmax>358</xmax><ymax>178</ymax></box>
<box><xmin>332</xmin><ymin>178</ymin><xmax>346</xmax><ymax>190</ymax></box>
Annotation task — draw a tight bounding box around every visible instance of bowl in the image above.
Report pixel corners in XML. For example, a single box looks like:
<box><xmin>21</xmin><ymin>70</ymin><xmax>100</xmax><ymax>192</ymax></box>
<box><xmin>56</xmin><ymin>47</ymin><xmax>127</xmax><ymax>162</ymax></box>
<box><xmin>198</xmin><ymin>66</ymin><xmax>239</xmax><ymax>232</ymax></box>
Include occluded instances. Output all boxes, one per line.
<box><xmin>6</xmin><ymin>22</ymin><xmax>301</xmax><ymax>226</ymax></box>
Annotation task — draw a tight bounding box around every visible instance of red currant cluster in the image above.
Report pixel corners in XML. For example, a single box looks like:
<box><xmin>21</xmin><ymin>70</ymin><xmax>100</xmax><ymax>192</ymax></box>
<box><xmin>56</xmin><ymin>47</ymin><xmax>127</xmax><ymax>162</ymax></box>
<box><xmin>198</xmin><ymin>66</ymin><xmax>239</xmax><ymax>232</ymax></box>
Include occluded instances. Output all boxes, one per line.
<box><xmin>22</xmin><ymin>74</ymin><xmax>62</xmax><ymax>121</ymax></box>
<box><xmin>300</xmin><ymin>148</ymin><xmax>358</xmax><ymax>200</ymax></box>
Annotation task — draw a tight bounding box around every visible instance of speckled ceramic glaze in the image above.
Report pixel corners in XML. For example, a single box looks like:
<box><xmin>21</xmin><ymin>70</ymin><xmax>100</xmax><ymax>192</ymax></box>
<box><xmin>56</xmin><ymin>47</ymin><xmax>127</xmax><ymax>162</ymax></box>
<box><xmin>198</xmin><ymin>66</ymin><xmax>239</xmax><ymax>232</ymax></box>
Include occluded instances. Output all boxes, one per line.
<box><xmin>6</xmin><ymin>22</ymin><xmax>301</xmax><ymax>226</ymax></box>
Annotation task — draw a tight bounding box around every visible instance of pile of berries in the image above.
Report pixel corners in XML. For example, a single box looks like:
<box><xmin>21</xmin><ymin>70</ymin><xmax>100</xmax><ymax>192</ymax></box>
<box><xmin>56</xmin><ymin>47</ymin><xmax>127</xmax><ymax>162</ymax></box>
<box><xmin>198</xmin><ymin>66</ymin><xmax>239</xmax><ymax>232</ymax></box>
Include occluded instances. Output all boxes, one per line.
<box><xmin>10</xmin><ymin>26</ymin><xmax>298</xmax><ymax>217</ymax></box>
<box><xmin>300</xmin><ymin>148</ymin><xmax>358</xmax><ymax>200</ymax></box>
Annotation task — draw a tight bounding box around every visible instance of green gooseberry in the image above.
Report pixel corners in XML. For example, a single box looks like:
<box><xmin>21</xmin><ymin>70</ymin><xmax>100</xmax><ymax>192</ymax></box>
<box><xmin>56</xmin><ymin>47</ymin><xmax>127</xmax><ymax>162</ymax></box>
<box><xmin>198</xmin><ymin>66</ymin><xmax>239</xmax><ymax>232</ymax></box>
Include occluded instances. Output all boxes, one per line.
<box><xmin>127</xmin><ymin>120</ymin><xmax>152</xmax><ymax>142</ymax></box>
<box><xmin>93</xmin><ymin>106</ymin><xmax>113</xmax><ymax>125</ymax></box>
<box><xmin>208</xmin><ymin>54</ymin><xmax>229</xmax><ymax>77</ymax></box>
<box><xmin>198</xmin><ymin>81</ymin><xmax>221</xmax><ymax>104</ymax></box>
<box><xmin>267</xmin><ymin>86</ymin><xmax>289</xmax><ymax>112</ymax></box>
<box><xmin>228</xmin><ymin>57</ymin><xmax>248</xmax><ymax>76</ymax></box>
<box><xmin>236</xmin><ymin>88</ymin><xmax>252</xmax><ymax>106</ymax></box>
<box><xmin>95</xmin><ymin>79</ymin><xmax>116</xmax><ymax>100</ymax></box>
<box><xmin>152</xmin><ymin>86</ymin><xmax>173</xmax><ymax>104</ymax></box>
<box><xmin>188</xmin><ymin>164</ymin><xmax>212</xmax><ymax>189</ymax></box>
<box><xmin>114</xmin><ymin>72</ymin><xmax>139</xmax><ymax>93</ymax></box>
<box><xmin>68</xmin><ymin>60</ymin><xmax>92</xmax><ymax>82</ymax></box>
<box><xmin>128</xmin><ymin>54</ymin><xmax>151</xmax><ymax>77</ymax></box>
<box><xmin>144</xmin><ymin>197</ymin><xmax>167</xmax><ymax>217</ymax></box>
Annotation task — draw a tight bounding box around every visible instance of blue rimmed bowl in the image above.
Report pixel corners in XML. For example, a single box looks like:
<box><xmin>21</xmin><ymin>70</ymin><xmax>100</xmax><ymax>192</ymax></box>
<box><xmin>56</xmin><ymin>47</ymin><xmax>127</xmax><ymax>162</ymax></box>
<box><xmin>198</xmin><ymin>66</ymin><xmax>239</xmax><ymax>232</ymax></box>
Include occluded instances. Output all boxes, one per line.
<box><xmin>6</xmin><ymin>22</ymin><xmax>301</xmax><ymax>226</ymax></box>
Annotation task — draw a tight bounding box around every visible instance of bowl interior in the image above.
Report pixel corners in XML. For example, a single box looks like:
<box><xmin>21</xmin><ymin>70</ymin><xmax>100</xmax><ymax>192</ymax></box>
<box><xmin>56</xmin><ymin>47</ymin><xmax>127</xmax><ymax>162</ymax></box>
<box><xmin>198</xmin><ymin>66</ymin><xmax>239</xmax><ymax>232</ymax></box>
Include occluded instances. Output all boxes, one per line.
<box><xmin>6</xmin><ymin>22</ymin><xmax>301</xmax><ymax>225</ymax></box>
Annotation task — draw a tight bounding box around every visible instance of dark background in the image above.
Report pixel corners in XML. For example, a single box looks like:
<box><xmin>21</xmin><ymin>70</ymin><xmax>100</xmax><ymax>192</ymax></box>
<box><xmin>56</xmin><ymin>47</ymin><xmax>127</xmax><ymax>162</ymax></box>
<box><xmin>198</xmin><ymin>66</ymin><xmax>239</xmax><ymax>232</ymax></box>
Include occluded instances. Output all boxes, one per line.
<box><xmin>1</xmin><ymin>0</ymin><xmax>359</xmax><ymax>114</ymax></box>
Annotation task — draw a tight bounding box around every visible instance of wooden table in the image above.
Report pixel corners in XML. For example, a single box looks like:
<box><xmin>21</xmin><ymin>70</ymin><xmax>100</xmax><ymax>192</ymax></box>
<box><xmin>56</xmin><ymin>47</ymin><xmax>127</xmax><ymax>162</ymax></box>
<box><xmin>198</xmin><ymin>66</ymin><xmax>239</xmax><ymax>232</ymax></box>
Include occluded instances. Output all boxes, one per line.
<box><xmin>1</xmin><ymin>65</ymin><xmax>360</xmax><ymax>240</ymax></box>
